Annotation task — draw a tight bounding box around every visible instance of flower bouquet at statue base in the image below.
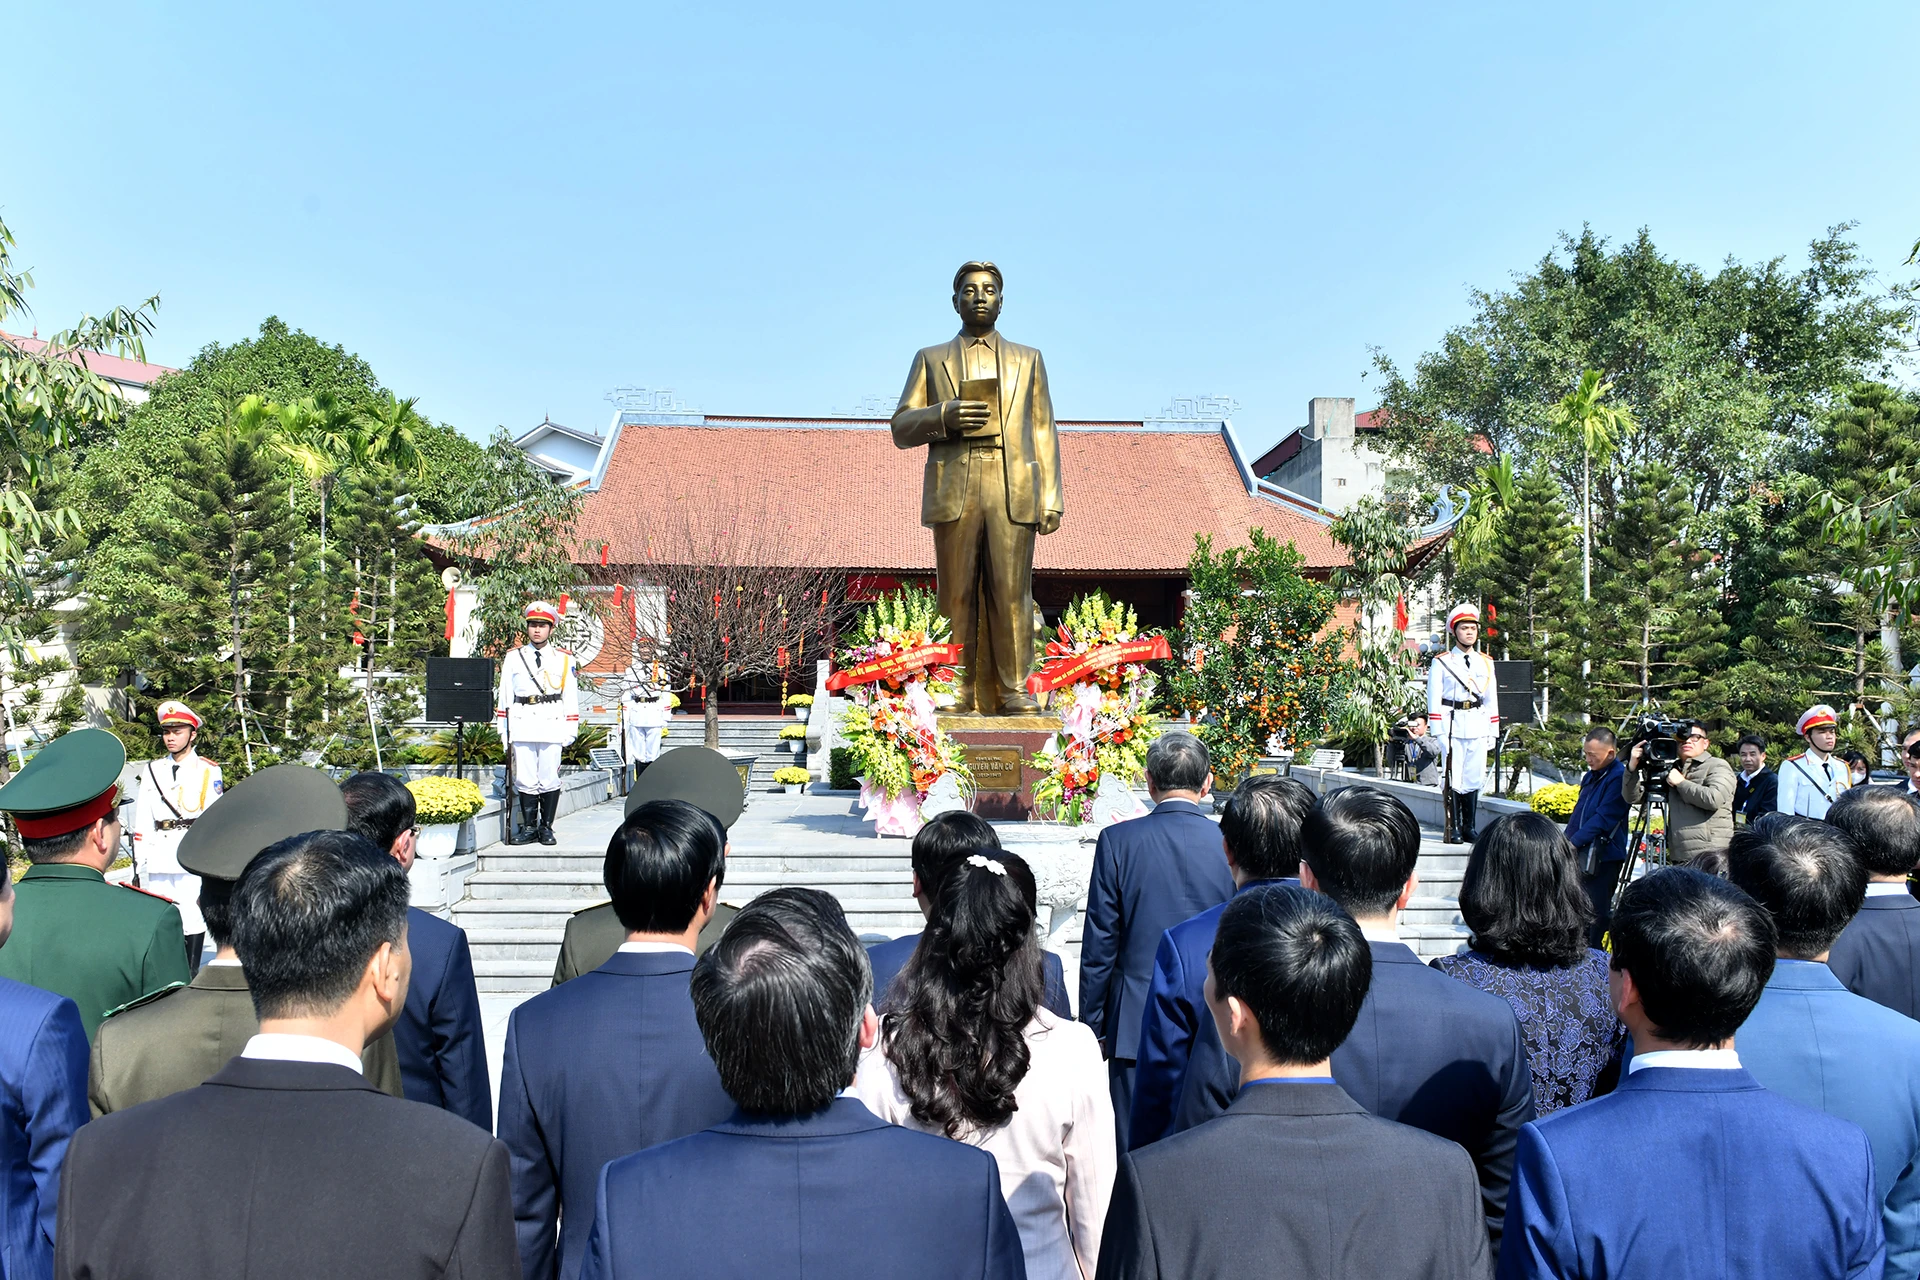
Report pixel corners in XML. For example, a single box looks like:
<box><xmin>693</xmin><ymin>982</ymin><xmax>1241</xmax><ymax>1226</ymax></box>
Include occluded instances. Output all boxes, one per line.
<box><xmin>1027</xmin><ymin>594</ymin><xmax>1167</xmax><ymax>827</ymax></box>
<box><xmin>829</xmin><ymin>587</ymin><xmax>974</xmax><ymax>838</ymax></box>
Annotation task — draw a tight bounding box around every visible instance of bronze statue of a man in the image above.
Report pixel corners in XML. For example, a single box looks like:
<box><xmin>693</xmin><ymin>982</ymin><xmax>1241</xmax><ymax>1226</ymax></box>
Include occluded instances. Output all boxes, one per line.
<box><xmin>891</xmin><ymin>261</ymin><xmax>1063</xmax><ymax>715</ymax></box>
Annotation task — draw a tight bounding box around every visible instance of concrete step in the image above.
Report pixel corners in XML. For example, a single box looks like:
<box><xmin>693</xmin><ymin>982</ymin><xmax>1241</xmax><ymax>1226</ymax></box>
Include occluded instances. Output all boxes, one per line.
<box><xmin>1399</xmin><ymin>898</ymin><xmax>1464</xmax><ymax>927</ymax></box>
<box><xmin>483</xmin><ymin>852</ymin><xmax>605</xmax><ymax>872</ymax></box>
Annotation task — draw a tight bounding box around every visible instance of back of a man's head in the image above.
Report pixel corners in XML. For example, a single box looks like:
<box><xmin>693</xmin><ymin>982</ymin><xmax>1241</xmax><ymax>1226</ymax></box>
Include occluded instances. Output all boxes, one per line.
<box><xmin>909</xmin><ymin>810</ymin><xmax>999</xmax><ymax>886</ymax></box>
<box><xmin>1300</xmin><ymin>788</ymin><xmax>1421</xmax><ymax>917</ymax></box>
<box><xmin>1728</xmin><ymin>814</ymin><xmax>1867</xmax><ymax>959</ymax></box>
<box><xmin>1146</xmin><ymin>732</ymin><xmax>1209</xmax><ymax>794</ymax></box>
<box><xmin>1220</xmin><ymin>775</ymin><xmax>1315</xmax><ymax>879</ymax></box>
<box><xmin>607</xmin><ymin>799</ymin><xmax>727</xmax><ymax>934</ymax></box>
<box><xmin>1211</xmin><ymin>884</ymin><xmax>1371</xmax><ymax>1063</ymax></box>
<box><xmin>231</xmin><ymin>829</ymin><xmax>411</xmax><ymax>1021</ymax></box>
<box><xmin>1610</xmin><ymin>867</ymin><xmax>1777</xmax><ymax>1047</ymax></box>
<box><xmin>690</xmin><ymin>886</ymin><xmax>870</xmax><ymax>1115</ymax></box>
<box><xmin>1827</xmin><ymin>787</ymin><xmax>1920</xmax><ymax>879</ymax></box>
<box><xmin>339</xmin><ymin>771</ymin><xmax>415</xmax><ymax>854</ymax></box>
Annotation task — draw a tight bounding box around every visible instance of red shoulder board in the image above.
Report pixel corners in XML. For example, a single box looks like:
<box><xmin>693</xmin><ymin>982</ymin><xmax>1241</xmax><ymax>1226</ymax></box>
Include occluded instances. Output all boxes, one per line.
<box><xmin>119</xmin><ymin>882</ymin><xmax>177</xmax><ymax>904</ymax></box>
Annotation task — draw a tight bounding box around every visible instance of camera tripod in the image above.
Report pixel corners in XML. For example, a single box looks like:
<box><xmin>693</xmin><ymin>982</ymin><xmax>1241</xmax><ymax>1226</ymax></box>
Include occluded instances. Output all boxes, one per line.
<box><xmin>1611</xmin><ymin>778</ymin><xmax>1672</xmax><ymax>915</ymax></box>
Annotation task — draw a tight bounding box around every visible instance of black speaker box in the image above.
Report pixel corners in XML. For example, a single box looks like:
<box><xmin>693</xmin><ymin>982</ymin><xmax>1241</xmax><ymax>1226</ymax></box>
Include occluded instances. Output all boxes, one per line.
<box><xmin>425</xmin><ymin>657</ymin><xmax>496</xmax><ymax>723</ymax></box>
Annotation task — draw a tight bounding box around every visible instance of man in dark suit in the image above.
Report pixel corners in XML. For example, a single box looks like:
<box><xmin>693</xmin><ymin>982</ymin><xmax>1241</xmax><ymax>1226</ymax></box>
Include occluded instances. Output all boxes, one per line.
<box><xmin>576</xmin><ymin>887</ymin><xmax>1023</xmax><ymax>1280</ymax></box>
<box><xmin>550</xmin><ymin>747</ymin><xmax>746</xmax><ymax>985</ymax></box>
<box><xmin>1565</xmin><ymin>726</ymin><xmax>1629</xmax><ymax>946</ymax></box>
<box><xmin>92</xmin><ymin>767</ymin><xmax>405</xmax><ymax>1113</ymax></box>
<box><xmin>340</xmin><ymin>771</ymin><xmax>490</xmax><ymax>1130</ymax></box>
<box><xmin>1171</xmin><ymin>787</ymin><xmax>1533</xmax><ymax>1255</ymax></box>
<box><xmin>1827</xmin><ymin>785</ymin><xmax>1920</xmax><ymax>1019</ymax></box>
<box><xmin>1097</xmin><ymin>884</ymin><xmax>1488</xmax><ymax>1279</ymax></box>
<box><xmin>0</xmin><ymin>855</ymin><xmax>89</xmax><ymax>1280</ymax></box>
<box><xmin>1500</xmin><ymin>868</ymin><xmax>1883</xmax><ymax>1279</ymax></box>
<box><xmin>1728</xmin><ymin>814</ymin><xmax>1920</xmax><ymax>1276</ymax></box>
<box><xmin>1080</xmin><ymin>732</ymin><xmax>1233</xmax><ymax>1148</ymax></box>
<box><xmin>1128</xmin><ymin>774</ymin><xmax>1313</xmax><ymax>1149</ymax></box>
<box><xmin>56</xmin><ymin>828</ymin><xmax>517</xmax><ymax>1279</ymax></box>
<box><xmin>867</xmin><ymin>810</ymin><xmax>1070</xmax><ymax>1017</ymax></box>
<box><xmin>1734</xmin><ymin>732</ymin><xmax>1779</xmax><ymax>822</ymax></box>
<box><xmin>497</xmin><ymin>799</ymin><xmax>735</xmax><ymax>1280</ymax></box>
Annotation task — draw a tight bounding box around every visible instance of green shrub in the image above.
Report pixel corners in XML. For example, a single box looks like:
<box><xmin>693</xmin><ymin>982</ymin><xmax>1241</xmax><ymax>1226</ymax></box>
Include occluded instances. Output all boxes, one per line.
<box><xmin>1530</xmin><ymin>782</ymin><xmax>1580</xmax><ymax>822</ymax></box>
<box><xmin>829</xmin><ymin>747</ymin><xmax>857</xmax><ymax>790</ymax></box>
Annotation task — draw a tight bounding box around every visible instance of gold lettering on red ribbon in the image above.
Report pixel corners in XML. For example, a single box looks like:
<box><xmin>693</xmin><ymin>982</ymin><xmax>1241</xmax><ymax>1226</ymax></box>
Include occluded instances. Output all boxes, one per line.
<box><xmin>1026</xmin><ymin>636</ymin><xmax>1172</xmax><ymax>695</ymax></box>
<box><xmin>825</xmin><ymin>643</ymin><xmax>965</xmax><ymax>691</ymax></box>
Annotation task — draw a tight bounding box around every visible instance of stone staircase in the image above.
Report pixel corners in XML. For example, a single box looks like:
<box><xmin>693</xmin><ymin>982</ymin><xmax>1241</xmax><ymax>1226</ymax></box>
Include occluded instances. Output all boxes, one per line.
<box><xmin>662</xmin><ymin>715</ymin><xmax>799</xmax><ymax>791</ymax></box>
<box><xmin>1404</xmin><ymin>836</ymin><xmax>1471</xmax><ymax>959</ymax></box>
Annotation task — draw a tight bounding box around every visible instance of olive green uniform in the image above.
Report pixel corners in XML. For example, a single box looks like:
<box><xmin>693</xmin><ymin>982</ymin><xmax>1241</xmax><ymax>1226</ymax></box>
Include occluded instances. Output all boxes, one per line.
<box><xmin>0</xmin><ymin>864</ymin><xmax>190</xmax><ymax>1041</ymax></box>
<box><xmin>89</xmin><ymin>964</ymin><xmax>404</xmax><ymax>1116</ymax></box>
<box><xmin>551</xmin><ymin>901</ymin><xmax>738</xmax><ymax>986</ymax></box>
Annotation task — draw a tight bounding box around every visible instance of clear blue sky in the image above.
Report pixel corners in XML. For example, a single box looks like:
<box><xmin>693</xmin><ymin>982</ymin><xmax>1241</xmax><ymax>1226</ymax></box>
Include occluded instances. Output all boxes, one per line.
<box><xmin>7</xmin><ymin>1</ymin><xmax>1916</xmax><ymax>456</ymax></box>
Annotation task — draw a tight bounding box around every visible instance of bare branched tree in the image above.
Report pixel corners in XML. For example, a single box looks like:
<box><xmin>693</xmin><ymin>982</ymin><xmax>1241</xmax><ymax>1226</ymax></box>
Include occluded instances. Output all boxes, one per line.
<box><xmin>600</xmin><ymin>483</ymin><xmax>855</xmax><ymax>747</ymax></box>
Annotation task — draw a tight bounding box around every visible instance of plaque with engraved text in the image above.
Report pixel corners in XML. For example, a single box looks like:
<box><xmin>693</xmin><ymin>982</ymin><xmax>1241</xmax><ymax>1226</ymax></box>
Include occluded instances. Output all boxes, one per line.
<box><xmin>964</xmin><ymin>745</ymin><xmax>1024</xmax><ymax>792</ymax></box>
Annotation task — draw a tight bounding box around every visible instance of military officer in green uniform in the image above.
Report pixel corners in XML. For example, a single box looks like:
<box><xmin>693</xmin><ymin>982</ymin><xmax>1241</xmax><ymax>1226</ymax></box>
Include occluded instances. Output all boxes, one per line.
<box><xmin>551</xmin><ymin>747</ymin><xmax>744</xmax><ymax>985</ymax></box>
<box><xmin>0</xmin><ymin>729</ymin><xmax>189</xmax><ymax>1040</ymax></box>
<box><xmin>88</xmin><ymin>764</ymin><xmax>405</xmax><ymax>1115</ymax></box>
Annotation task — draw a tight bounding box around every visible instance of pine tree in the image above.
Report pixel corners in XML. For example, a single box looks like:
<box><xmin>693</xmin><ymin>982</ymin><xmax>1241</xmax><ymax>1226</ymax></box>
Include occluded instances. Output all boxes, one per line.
<box><xmin>1733</xmin><ymin>382</ymin><xmax>1920</xmax><ymax>749</ymax></box>
<box><xmin>81</xmin><ymin>425</ymin><xmax>314</xmax><ymax>770</ymax></box>
<box><xmin>1471</xmin><ymin>461</ymin><xmax>1581</xmax><ymax>768</ymax></box>
<box><xmin>319</xmin><ymin>472</ymin><xmax>445</xmax><ymax>768</ymax></box>
<box><xmin>1587</xmin><ymin>462</ymin><xmax>1730</xmax><ymax>729</ymax></box>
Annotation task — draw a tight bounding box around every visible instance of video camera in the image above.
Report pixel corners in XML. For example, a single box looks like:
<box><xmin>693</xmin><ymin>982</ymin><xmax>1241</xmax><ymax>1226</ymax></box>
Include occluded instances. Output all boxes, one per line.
<box><xmin>1630</xmin><ymin>717</ymin><xmax>1691</xmax><ymax>793</ymax></box>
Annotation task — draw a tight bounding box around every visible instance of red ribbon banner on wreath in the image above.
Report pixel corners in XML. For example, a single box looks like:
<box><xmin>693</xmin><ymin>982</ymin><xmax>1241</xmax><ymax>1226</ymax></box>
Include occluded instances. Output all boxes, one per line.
<box><xmin>825</xmin><ymin>643</ymin><xmax>964</xmax><ymax>691</ymax></box>
<box><xmin>1026</xmin><ymin>636</ymin><xmax>1173</xmax><ymax>695</ymax></box>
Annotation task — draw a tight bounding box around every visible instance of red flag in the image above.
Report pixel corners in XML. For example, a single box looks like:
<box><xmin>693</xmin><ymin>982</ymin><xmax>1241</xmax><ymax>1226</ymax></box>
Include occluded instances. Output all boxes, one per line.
<box><xmin>557</xmin><ymin>593</ymin><xmax>570</xmax><ymax>615</ymax></box>
<box><xmin>1485</xmin><ymin>602</ymin><xmax>1498</xmax><ymax>622</ymax></box>
<box><xmin>1393</xmin><ymin>593</ymin><xmax>1409</xmax><ymax>632</ymax></box>
<box><xmin>613</xmin><ymin>584</ymin><xmax>625</xmax><ymax>606</ymax></box>
<box><xmin>443</xmin><ymin>587</ymin><xmax>457</xmax><ymax>641</ymax></box>
<box><xmin>599</xmin><ymin>543</ymin><xmax>609</xmax><ymax>567</ymax></box>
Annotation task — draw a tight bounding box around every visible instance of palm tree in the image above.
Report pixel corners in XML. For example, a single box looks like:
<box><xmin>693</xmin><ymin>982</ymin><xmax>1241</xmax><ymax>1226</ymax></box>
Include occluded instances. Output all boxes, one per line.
<box><xmin>1547</xmin><ymin>370</ymin><xmax>1635</xmax><ymax>694</ymax></box>
<box><xmin>353</xmin><ymin>390</ymin><xmax>427</xmax><ymax>478</ymax></box>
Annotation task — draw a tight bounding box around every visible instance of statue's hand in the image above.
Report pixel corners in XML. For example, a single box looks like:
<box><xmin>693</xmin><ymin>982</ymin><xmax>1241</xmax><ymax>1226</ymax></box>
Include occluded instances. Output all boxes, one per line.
<box><xmin>942</xmin><ymin>399</ymin><xmax>992</xmax><ymax>435</ymax></box>
<box><xmin>1038</xmin><ymin>510</ymin><xmax>1062</xmax><ymax>536</ymax></box>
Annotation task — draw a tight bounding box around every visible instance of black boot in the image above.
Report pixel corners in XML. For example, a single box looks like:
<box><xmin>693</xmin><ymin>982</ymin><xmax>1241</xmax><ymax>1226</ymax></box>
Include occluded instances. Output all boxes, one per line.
<box><xmin>509</xmin><ymin>793</ymin><xmax>540</xmax><ymax>844</ymax></box>
<box><xmin>538</xmin><ymin>790</ymin><xmax>560</xmax><ymax>845</ymax></box>
<box><xmin>1459</xmin><ymin>790</ymin><xmax>1479</xmax><ymax>843</ymax></box>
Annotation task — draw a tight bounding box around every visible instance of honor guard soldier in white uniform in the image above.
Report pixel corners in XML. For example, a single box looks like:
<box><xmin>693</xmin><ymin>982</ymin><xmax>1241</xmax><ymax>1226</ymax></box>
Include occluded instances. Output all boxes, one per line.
<box><xmin>496</xmin><ymin>601</ymin><xmax>579</xmax><ymax>846</ymax></box>
<box><xmin>1777</xmin><ymin>703</ymin><xmax>1850</xmax><ymax>820</ymax></box>
<box><xmin>620</xmin><ymin>659</ymin><xmax>672</xmax><ymax>785</ymax></box>
<box><xmin>130</xmin><ymin>701</ymin><xmax>223</xmax><ymax>970</ymax></box>
<box><xmin>1427</xmin><ymin>603</ymin><xmax>1500</xmax><ymax>844</ymax></box>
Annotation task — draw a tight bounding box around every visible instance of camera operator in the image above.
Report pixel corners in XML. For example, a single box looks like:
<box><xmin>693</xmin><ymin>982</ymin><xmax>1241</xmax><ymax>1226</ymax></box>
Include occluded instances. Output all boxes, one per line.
<box><xmin>1623</xmin><ymin>720</ymin><xmax>1736</xmax><ymax>864</ymax></box>
<box><xmin>1402</xmin><ymin>715</ymin><xmax>1442</xmax><ymax>786</ymax></box>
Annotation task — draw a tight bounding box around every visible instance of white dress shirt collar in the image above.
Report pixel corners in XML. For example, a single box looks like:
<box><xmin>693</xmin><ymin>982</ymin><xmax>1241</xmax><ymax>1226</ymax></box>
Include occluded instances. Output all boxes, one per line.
<box><xmin>1359</xmin><ymin>921</ymin><xmax>1403</xmax><ymax>945</ymax></box>
<box><xmin>204</xmin><ymin>956</ymin><xmax>243</xmax><ymax>967</ymax></box>
<box><xmin>617</xmin><ymin>940</ymin><xmax>695</xmax><ymax>955</ymax></box>
<box><xmin>241</xmin><ymin>1033</ymin><xmax>363</xmax><ymax>1075</ymax></box>
<box><xmin>1866</xmin><ymin>881</ymin><xmax>1913</xmax><ymax>897</ymax></box>
<box><xmin>1628</xmin><ymin>1048</ymin><xmax>1740</xmax><ymax>1075</ymax></box>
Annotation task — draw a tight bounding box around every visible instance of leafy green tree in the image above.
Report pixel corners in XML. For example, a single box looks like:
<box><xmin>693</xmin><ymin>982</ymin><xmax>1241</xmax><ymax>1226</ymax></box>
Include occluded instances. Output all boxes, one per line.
<box><xmin>0</xmin><ymin>215</ymin><xmax>157</xmax><ymax>660</ymax></box>
<box><xmin>1328</xmin><ymin>498</ymin><xmax>1422</xmax><ymax>775</ymax></box>
<box><xmin>1586</xmin><ymin>463</ymin><xmax>1730</xmax><ymax>729</ymax></box>
<box><xmin>1164</xmin><ymin>530</ymin><xmax>1349</xmax><ymax>780</ymax></box>
<box><xmin>1547</xmin><ymin>370</ymin><xmax>1635</xmax><ymax>614</ymax></box>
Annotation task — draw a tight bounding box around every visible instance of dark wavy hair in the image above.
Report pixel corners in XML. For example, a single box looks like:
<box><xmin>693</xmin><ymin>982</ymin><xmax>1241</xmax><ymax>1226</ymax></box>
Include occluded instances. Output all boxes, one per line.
<box><xmin>1459</xmin><ymin>812</ymin><xmax>1594</xmax><ymax>968</ymax></box>
<box><xmin>881</xmin><ymin>849</ymin><xmax>1044</xmax><ymax>1137</ymax></box>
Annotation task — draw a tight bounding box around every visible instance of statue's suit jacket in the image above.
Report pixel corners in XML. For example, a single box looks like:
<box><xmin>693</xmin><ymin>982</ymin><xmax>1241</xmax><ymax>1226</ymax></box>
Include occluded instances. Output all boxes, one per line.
<box><xmin>891</xmin><ymin>333</ymin><xmax>1063</xmax><ymax>527</ymax></box>
<box><xmin>56</xmin><ymin>1057</ymin><xmax>518</xmax><ymax>1280</ymax></box>
<box><xmin>89</xmin><ymin>964</ymin><xmax>405</xmax><ymax>1115</ymax></box>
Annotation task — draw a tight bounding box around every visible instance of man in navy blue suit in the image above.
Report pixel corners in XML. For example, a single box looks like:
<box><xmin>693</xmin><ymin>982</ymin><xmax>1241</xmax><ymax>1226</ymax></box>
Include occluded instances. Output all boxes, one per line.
<box><xmin>1499</xmin><ymin>867</ymin><xmax>1884</xmax><ymax>1279</ymax></box>
<box><xmin>1564</xmin><ymin>727</ymin><xmax>1629</xmax><ymax>946</ymax></box>
<box><xmin>0</xmin><ymin>856</ymin><xmax>90</xmax><ymax>1280</ymax></box>
<box><xmin>1170</xmin><ymin>787</ymin><xmax>1533</xmax><ymax>1255</ymax></box>
<box><xmin>341</xmin><ymin>772</ymin><xmax>491</xmax><ymax>1132</ymax></box>
<box><xmin>1079</xmin><ymin>732</ymin><xmax>1233</xmax><ymax>1149</ymax></box>
<box><xmin>867</xmin><ymin>810</ymin><xmax>1070</xmax><ymax>1017</ymax></box>
<box><xmin>1828</xmin><ymin>785</ymin><xmax>1920</xmax><ymax>1020</ymax></box>
<box><xmin>576</xmin><ymin>886</ymin><xmax>1024</xmax><ymax>1280</ymax></box>
<box><xmin>1127</xmin><ymin>773</ymin><xmax>1313</xmax><ymax>1149</ymax></box>
<box><xmin>497</xmin><ymin>799</ymin><xmax>735</xmax><ymax>1280</ymax></box>
<box><xmin>1729</xmin><ymin>813</ymin><xmax>1920</xmax><ymax>1276</ymax></box>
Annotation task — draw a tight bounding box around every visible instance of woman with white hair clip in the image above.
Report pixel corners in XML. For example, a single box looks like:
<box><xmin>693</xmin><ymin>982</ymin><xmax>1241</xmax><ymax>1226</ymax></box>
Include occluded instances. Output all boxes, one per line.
<box><xmin>854</xmin><ymin>849</ymin><xmax>1114</xmax><ymax>1279</ymax></box>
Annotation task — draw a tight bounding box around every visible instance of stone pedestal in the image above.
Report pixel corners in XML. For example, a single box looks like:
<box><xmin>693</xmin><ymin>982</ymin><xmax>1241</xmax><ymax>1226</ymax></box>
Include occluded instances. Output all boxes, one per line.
<box><xmin>941</xmin><ymin>714</ymin><xmax>1057</xmax><ymax>821</ymax></box>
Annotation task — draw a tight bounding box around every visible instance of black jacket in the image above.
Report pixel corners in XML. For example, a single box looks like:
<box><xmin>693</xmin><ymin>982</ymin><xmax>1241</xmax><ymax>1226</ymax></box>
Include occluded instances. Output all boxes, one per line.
<box><xmin>56</xmin><ymin>1056</ymin><xmax>517</xmax><ymax>1279</ymax></box>
<box><xmin>1734</xmin><ymin>767</ymin><xmax>1778</xmax><ymax>822</ymax></box>
<box><xmin>1829</xmin><ymin>892</ymin><xmax>1920</xmax><ymax>1021</ymax></box>
<box><xmin>1096</xmin><ymin>1080</ymin><xmax>1488</xmax><ymax>1279</ymax></box>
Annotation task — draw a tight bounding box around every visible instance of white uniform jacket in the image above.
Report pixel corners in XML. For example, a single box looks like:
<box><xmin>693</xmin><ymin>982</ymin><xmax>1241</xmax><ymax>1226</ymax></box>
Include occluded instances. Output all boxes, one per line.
<box><xmin>130</xmin><ymin>753</ymin><xmax>224</xmax><ymax>876</ymax></box>
<box><xmin>1776</xmin><ymin>750</ymin><xmax>1849</xmax><ymax>819</ymax></box>
<box><xmin>495</xmin><ymin>644</ymin><xmax>581</xmax><ymax>746</ymax></box>
<box><xmin>1426</xmin><ymin>648</ymin><xmax>1500</xmax><ymax>745</ymax></box>
<box><xmin>621</xmin><ymin>668</ymin><xmax>673</xmax><ymax>731</ymax></box>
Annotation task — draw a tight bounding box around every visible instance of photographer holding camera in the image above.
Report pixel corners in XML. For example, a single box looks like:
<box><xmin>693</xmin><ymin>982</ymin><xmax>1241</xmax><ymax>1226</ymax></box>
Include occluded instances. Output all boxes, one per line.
<box><xmin>1623</xmin><ymin>719</ymin><xmax>1736</xmax><ymax>863</ymax></box>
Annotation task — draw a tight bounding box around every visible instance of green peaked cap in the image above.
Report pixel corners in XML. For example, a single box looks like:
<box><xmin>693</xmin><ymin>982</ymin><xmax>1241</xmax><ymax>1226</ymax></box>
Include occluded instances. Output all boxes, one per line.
<box><xmin>624</xmin><ymin>747</ymin><xmax>744</xmax><ymax>828</ymax></box>
<box><xmin>0</xmin><ymin>728</ymin><xmax>126</xmax><ymax>834</ymax></box>
<box><xmin>177</xmin><ymin>764</ymin><xmax>349</xmax><ymax>881</ymax></box>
